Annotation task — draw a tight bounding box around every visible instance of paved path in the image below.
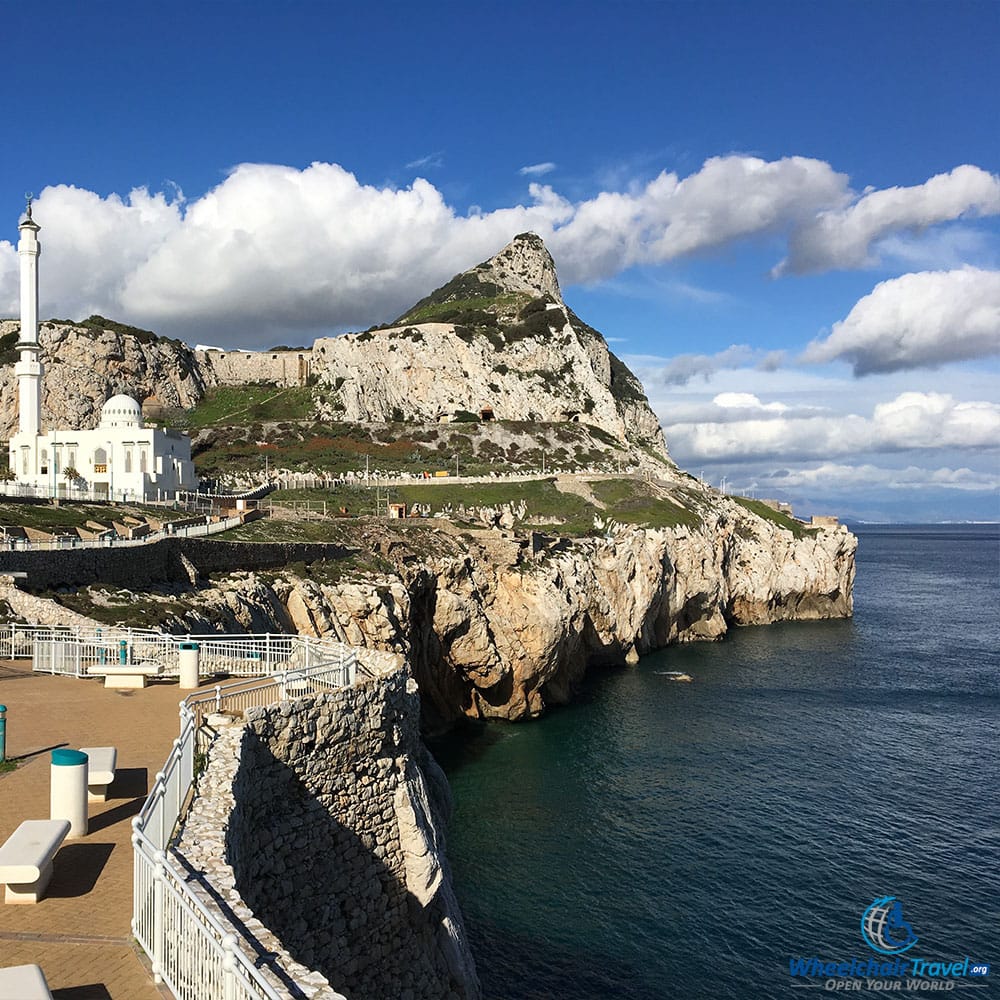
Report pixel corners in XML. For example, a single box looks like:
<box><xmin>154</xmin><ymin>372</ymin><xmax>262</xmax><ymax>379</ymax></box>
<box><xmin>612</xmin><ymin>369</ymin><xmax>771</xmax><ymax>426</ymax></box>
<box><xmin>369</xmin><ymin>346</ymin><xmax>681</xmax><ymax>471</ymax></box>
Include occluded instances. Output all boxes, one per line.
<box><xmin>0</xmin><ymin>661</ymin><xmax>214</xmax><ymax>998</ymax></box>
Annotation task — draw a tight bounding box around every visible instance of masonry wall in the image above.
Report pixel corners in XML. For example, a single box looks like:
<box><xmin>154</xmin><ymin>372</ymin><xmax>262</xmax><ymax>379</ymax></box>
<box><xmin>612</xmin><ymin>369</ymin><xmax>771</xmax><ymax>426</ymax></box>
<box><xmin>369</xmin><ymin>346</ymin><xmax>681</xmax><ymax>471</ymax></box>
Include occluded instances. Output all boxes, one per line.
<box><xmin>226</xmin><ymin>670</ymin><xmax>480</xmax><ymax>1000</ymax></box>
<box><xmin>0</xmin><ymin>537</ymin><xmax>349</xmax><ymax>590</ymax></box>
<box><xmin>196</xmin><ymin>349</ymin><xmax>313</xmax><ymax>388</ymax></box>
<box><xmin>176</xmin><ymin>668</ymin><xmax>481</xmax><ymax>1000</ymax></box>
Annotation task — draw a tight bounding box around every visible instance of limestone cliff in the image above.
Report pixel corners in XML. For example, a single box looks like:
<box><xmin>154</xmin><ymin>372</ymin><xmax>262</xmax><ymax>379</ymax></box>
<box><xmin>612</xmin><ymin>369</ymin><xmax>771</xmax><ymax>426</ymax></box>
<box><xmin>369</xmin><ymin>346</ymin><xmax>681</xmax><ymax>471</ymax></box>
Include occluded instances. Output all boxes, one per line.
<box><xmin>121</xmin><ymin>497</ymin><xmax>856</xmax><ymax>727</ymax></box>
<box><xmin>0</xmin><ymin>234</ymin><xmax>668</xmax><ymax>473</ymax></box>
<box><xmin>311</xmin><ymin>234</ymin><xmax>669</xmax><ymax>462</ymax></box>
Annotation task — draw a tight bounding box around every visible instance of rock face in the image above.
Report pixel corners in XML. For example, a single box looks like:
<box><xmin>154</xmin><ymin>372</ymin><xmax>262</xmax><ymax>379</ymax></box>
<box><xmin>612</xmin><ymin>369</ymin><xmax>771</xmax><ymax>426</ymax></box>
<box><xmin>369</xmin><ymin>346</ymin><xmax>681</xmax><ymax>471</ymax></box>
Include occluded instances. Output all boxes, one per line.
<box><xmin>103</xmin><ymin>501</ymin><xmax>856</xmax><ymax>728</ymax></box>
<box><xmin>177</xmin><ymin>665</ymin><xmax>481</xmax><ymax>1000</ymax></box>
<box><xmin>0</xmin><ymin>234</ymin><xmax>668</xmax><ymax>469</ymax></box>
<box><xmin>311</xmin><ymin>234</ymin><xmax>669</xmax><ymax>462</ymax></box>
<box><xmin>0</xmin><ymin>319</ymin><xmax>206</xmax><ymax>437</ymax></box>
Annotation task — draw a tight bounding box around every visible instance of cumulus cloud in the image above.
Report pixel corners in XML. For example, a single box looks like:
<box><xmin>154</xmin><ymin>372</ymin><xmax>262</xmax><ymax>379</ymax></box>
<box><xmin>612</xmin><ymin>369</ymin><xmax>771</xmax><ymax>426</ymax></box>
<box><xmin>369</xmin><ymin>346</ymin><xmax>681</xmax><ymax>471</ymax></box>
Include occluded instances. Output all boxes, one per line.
<box><xmin>663</xmin><ymin>391</ymin><xmax>1000</xmax><ymax>464</ymax></box>
<box><xmin>0</xmin><ymin>154</ymin><xmax>996</xmax><ymax>346</ymax></box>
<box><xmin>518</xmin><ymin>162</ymin><xmax>556</xmax><ymax>177</ymax></box>
<box><xmin>776</xmin><ymin>164</ymin><xmax>1000</xmax><ymax>275</ymax></box>
<box><xmin>803</xmin><ymin>268</ymin><xmax>1000</xmax><ymax>374</ymax></box>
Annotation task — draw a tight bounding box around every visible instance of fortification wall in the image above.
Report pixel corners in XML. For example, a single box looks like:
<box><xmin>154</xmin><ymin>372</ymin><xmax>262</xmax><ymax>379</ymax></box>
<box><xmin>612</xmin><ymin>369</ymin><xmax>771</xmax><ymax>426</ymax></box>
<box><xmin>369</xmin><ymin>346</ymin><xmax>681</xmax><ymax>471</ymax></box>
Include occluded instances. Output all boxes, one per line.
<box><xmin>176</xmin><ymin>666</ymin><xmax>480</xmax><ymax>1000</ymax></box>
<box><xmin>0</xmin><ymin>537</ymin><xmax>348</xmax><ymax>591</ymax></box>
<box><xmin>196</xmin><ymin>349</ymin><xmax>313</xmax><ymax>388</ymax></box>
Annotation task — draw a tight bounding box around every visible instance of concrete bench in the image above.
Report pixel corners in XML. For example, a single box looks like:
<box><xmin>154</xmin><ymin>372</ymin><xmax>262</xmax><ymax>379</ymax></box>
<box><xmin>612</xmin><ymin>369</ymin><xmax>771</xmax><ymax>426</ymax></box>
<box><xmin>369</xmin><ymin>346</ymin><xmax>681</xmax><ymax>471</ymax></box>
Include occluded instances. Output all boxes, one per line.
<box><xmin>0</xmin><ymin>819</ymin><xmax>71</xmax><ymax>904</ymax></box>
<box><xmin>0</xmin><ymin>964</ymin><xmax>53</xmax><ymax>999</ymax></box>
<box><xmin>78</xmin><ymin>746</ymin><xmax>117</xmax><ymax>802</ymax></box>
<box><xmin>87</xmin><ymin>661</ymin><xmax>163</xmax><ymax>688</ymax></box>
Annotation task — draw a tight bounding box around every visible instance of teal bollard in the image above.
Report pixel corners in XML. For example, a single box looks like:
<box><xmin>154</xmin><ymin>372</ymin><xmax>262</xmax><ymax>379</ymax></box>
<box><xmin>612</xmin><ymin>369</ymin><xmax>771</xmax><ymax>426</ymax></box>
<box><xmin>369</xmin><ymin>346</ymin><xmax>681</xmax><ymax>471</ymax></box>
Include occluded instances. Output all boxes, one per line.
<box><xmin>119</xmin><ymin>639</ymin><xmax>128</xmax><ymax>665</ymax></box>
<box><xmin>0</xmin><ymin>704</ymin><xmax>6</xmax><ymax>762</ymax></box>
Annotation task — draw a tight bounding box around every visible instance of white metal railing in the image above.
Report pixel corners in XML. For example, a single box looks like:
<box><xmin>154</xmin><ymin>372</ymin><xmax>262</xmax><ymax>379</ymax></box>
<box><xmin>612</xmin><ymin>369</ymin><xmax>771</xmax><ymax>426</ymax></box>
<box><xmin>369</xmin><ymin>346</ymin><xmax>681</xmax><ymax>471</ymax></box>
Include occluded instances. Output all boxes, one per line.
<box><xmin>132</xmin><ymin>643</ymin><xmax>359</xmax><ymax>1000</ymax></box>
<box><xmin>0</xmin><ymin>624</ymin><xmax>355</xmax><ymax>682</ymax></box>
<box><xmin>0</xmin><ymin>514</ymin><xmax>243</xmax><ymax>552</ymax></box>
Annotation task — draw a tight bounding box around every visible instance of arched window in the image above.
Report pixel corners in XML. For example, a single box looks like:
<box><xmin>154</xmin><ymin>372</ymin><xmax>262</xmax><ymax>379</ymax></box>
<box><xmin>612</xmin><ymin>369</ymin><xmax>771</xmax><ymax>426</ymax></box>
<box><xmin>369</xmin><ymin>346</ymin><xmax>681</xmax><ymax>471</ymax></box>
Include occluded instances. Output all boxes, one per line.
<box><xmin>124</xmin><ymin>448</ymin><xmax>132</xmax><ymax>473</ymax></box>
<box><xmin>140</xmin><ymin>449</ymin><xmax>148</xmax><ymax>473</ymax></box>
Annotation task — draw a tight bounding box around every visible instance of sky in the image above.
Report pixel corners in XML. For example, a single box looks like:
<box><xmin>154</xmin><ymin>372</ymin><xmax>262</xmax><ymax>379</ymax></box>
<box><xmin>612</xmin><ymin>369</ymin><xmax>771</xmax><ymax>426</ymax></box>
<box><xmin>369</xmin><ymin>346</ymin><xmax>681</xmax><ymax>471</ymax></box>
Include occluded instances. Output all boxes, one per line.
<box><xmin>1</xmin><ymin>0</ymin><xmax>998</xmax><ymax>522</ymax></box>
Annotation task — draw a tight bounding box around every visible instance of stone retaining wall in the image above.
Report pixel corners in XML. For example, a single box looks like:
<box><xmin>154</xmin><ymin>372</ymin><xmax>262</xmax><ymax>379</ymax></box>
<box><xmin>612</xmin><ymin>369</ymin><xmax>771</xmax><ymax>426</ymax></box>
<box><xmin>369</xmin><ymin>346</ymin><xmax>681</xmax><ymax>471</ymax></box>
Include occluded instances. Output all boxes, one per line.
<box><xmin>176</xmin><ymin>666</ymin><xmax>480</xmax><ymax>1000</ymax></box>
<box><xmin>0</xmin><ymin>537</ymin><xmax>349</xmax><ymax>590</ymax></box>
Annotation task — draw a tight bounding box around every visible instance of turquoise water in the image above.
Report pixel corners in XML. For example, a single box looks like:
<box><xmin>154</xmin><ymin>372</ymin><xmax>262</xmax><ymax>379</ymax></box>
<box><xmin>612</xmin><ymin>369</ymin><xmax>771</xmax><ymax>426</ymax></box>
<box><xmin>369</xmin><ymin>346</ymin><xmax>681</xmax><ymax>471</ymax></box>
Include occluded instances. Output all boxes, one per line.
<box><xmin>433</xmin><ymin>525</ymin><xmax>1000</xmax><ymax>999</ymax></box>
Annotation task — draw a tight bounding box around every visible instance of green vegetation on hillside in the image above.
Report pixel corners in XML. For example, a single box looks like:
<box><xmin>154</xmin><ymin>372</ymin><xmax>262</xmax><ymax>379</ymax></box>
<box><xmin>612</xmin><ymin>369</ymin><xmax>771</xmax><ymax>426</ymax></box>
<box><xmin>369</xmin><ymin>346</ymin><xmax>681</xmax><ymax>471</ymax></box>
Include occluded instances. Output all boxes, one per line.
<box><xmin>731</xmin><ymin>496</ymin><xmax>815</xmax><ymax>539</ymax></box>
<box><xmin>191</xmin><ymin>419</ymin><xmax>635</xmax><ymax>481</ymax></box>
<box><xmin>184</xmin><ymin>385</ymin><xmax>315</xmax><ymax>428</ymax></box>
<box><xmin>590</xmin><ymin>479</ymin><xmax>701</xmax><ymax>530</ymax></box>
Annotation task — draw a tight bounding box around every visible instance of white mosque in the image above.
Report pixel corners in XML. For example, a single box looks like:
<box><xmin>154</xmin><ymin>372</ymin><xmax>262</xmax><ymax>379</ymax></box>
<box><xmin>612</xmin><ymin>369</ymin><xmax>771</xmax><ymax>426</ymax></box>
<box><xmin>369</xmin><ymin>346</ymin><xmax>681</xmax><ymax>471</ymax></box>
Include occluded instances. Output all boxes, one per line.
<box><xmin>7</xmin><ymin>202</ymin><xmax>198</xmax><ymax>501</ymax></box>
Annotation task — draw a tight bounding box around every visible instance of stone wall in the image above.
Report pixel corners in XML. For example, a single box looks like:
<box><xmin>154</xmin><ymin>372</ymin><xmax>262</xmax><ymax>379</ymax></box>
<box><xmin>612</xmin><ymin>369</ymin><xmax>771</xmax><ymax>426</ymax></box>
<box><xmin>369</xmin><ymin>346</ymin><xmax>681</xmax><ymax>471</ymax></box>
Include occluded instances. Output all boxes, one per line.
<box><xmin>177</xmin><ymin>666</ymin><xmax>480</xmax><ymax>1000</ymax></box>
<box><xmin>0</xmin><ymin>537</ymin><xmax>349</xmax><ymax>591</ymax></box>
<box><xmin>196</xmin><ymin>349</ymin><xmax>313</xmax><ymax>388</ymax></box>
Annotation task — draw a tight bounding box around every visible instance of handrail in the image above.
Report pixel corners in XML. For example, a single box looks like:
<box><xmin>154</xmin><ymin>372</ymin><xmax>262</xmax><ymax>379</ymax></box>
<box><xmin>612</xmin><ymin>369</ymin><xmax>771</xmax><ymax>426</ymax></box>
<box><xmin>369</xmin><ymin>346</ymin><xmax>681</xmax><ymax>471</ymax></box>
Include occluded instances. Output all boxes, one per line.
<box><xmin>0</xmin><ymin>624</ymin><xmax>362</xmax><ymax>683</ymax></box>
<box><xmin>132</xmin><ymin>649</ymin><xmax>359</xmax><ymax>999</ymax></box>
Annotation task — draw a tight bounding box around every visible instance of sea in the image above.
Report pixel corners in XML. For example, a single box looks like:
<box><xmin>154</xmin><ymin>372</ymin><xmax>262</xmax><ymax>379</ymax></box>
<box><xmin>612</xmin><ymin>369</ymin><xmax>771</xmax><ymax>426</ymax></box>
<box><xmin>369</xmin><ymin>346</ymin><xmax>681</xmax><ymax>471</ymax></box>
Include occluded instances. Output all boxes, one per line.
<box><xmin>432</xmin><ymin>524</ymin><xmax>1000</xmax><ymax>999</ymax></box>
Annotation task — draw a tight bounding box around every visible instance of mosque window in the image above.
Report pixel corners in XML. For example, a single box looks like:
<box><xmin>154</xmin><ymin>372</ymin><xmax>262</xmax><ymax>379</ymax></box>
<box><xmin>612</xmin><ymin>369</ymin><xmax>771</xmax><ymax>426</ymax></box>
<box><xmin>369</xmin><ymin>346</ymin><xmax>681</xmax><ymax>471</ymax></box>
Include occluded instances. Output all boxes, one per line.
<box><xmin>124</xmin><ymin>448</ymin><xmax>133</xmax><ymax>473</ymax></box>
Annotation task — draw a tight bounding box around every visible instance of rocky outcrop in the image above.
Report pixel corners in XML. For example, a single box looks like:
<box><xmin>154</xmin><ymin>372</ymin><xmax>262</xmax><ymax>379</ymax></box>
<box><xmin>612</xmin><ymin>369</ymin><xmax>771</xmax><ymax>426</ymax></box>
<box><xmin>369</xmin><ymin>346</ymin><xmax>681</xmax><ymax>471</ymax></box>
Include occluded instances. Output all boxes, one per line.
<box><xmin>0</xmin><ymin>319</ymin><xmax>205</xmax><ymax>437</ymax></box>
<box><xmin>310</xmin><ymin>234</ymin><xmax>669</xmax><ymax>463</ymax></box>
<box><xmin>59</xmin><ymin>502</ymin><xmax>851</xmax><ymax>727</ymax></box>
<box><xmin>0</xmin><ymin>234</ymin><xmax>668</xmax><ymax>471</ymax></box>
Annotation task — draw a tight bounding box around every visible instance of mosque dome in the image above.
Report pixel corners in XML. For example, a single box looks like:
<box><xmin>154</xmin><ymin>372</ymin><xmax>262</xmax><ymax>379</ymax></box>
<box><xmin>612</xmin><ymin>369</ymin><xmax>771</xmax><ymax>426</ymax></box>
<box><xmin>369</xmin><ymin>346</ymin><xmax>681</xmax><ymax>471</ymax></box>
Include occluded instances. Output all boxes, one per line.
<box><xmin>100</xmin><ymin>394</ymin><xmax>144</xmax><ymax>429</ymax></box>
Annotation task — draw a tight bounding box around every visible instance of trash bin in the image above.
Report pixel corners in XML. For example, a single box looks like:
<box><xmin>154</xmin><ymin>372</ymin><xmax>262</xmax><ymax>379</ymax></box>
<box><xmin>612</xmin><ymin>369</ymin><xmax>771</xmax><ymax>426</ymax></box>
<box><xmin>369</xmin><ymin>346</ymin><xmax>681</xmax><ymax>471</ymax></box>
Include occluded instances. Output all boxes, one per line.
<box><xmin>178</xmin><ymin>642</ymin><xmax>200</xmax><ymax>690</ymax></box>
<box><xmin>51</xmin><ymin>749</ymin><xmax>88</xmax><ymax>838</ymax></box>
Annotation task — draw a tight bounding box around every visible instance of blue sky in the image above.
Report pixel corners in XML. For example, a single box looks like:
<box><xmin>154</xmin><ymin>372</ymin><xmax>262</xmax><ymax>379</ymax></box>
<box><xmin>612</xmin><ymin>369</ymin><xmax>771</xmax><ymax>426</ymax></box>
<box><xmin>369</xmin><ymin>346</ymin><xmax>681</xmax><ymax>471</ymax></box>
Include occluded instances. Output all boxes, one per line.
<box><xmin>1</xmin><ymin>0</ymin><xmax>998</xmax><ymax>521</ymax></box>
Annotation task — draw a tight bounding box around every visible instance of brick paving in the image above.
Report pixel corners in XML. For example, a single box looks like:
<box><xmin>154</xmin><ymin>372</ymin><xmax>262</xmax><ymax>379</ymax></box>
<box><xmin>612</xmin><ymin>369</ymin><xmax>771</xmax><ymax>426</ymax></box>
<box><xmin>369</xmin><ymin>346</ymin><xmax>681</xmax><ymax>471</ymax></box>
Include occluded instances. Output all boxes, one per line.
<box><xmin>0</xmin><ymin>661</ymin><xmax>216</xmax><ymax>999</ymax></box>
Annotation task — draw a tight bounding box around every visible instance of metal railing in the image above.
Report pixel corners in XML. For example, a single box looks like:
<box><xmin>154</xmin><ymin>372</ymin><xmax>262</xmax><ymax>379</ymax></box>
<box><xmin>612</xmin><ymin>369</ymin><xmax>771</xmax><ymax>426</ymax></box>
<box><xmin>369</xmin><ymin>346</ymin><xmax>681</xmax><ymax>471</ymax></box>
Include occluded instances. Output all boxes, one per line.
<box><xmin>132</xmin><ymin>640</ymin><xmax>359</xmax><ymax>1000</ymax></box>
<box><xmin>0</xmin><ymin>514</ymin><xmax>244</xmax><ymax>552</ymax></box>
<box><xmin>0</xmin><ymin>624</ymin><xmax>355</xmax><ymax>682</ymax></box>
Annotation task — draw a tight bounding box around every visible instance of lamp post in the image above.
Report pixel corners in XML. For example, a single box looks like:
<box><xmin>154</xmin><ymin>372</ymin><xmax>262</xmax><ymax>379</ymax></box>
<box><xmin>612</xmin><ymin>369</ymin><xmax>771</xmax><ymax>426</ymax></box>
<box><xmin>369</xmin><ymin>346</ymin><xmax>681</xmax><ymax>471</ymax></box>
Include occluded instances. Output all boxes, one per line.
<box><xmin>106</xmin><ymin>441</ymin><xmax>113</xmax><ymax>503</ymax></box>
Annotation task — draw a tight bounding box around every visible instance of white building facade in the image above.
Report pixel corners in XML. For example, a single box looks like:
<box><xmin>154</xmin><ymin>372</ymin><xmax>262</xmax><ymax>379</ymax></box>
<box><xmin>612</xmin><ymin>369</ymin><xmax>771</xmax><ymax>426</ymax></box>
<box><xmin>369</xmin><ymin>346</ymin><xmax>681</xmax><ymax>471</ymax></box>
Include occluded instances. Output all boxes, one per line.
<box><xmin>7</xmin><ymin>205</ymin><xmax>198</xmax><ymax>501</ymax></box>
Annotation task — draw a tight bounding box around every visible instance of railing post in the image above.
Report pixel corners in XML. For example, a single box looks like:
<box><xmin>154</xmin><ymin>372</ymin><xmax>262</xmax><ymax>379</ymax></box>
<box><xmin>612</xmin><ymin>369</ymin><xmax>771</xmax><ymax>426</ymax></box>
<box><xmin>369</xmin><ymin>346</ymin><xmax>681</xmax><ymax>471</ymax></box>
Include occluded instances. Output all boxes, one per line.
<box><xmin>222</xmin><ymin>933</ymin><xmax>238</xmax><ymax>1000</ymax></box>
<box><xmin>152</xmin><ymin>850</ymin><xmax>166</xmax><ymax>984</ymax></box>
<box><xmin>155</xmin><ymin>772</ymin><xmax>167</xmax><ymax>850</ymax></box>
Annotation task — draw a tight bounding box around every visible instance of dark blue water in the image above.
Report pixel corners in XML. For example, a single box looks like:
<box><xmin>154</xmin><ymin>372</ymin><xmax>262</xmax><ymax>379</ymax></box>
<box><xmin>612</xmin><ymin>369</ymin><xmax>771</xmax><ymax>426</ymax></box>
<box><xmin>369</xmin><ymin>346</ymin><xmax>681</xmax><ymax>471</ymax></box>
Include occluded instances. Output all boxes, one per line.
<box><xmin>434</xmin><ymin>525</ymin><xmax>1000</xmax><ymax>998</ymax></box>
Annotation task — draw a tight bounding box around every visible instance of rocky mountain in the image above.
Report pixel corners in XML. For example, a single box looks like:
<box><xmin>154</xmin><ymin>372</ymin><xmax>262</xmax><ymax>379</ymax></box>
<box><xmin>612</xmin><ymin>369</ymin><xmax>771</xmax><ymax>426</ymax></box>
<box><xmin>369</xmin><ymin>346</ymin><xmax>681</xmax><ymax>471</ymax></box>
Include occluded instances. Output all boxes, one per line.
<box><xmin>0</xmin><ymin>317</ymin><xmax>206</xmax><ymax>437</ymax></box>
<box><xmin>311</xmin><ymin>234</ymin><xmax>669</xmax><ymax>461</ymax></box>
<box><xmin>0</xmin><ymin>234</ymin><xmax>670</xmax><ymax>471</ymax></box>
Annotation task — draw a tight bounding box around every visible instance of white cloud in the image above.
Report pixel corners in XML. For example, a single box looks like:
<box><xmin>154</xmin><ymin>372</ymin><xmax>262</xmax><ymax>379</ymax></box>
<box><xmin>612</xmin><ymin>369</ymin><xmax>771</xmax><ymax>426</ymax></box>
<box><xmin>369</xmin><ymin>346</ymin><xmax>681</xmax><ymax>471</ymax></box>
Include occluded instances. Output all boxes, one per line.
<box><xmin>776</xmin><ymin>164</ymin><xmax>1000</xmax><ymax>275</ymax></box>
<box><xmin>0</xmin><ymin>155</ymin><xmax>997</xmax><ymax>346</ymax></box>
<box><xmin>803</xmin><ymin>268</ymin><xmax>1000</xmax><ymax>374</ymax></box>
<box><xmin>660</xmin><ymin>345</ymin><xmax>787</xmax><ymax>385</ymax></box>
<box><xmin>518</xmin><ymin>162</ymin><xmax>556</xmax><ymax>177</ymax></box>
<box><xmin>547</xmin><ymin>155</ymin><xmax>848</xmax><ymax>283</ymax></box>
<box><xmin>663</xmin><ymin>391</ymin><xmax>1000</xmax><ymax>463</ymax></box>
<box><xmin>757</xmin><ymin>462</ymin><xmax>999</xmax><ymax>493</ymax></box>
<box><xmin>406</xmin><ymin>152</ymin><xmax>444</xmax><ymax>170</ymax></box>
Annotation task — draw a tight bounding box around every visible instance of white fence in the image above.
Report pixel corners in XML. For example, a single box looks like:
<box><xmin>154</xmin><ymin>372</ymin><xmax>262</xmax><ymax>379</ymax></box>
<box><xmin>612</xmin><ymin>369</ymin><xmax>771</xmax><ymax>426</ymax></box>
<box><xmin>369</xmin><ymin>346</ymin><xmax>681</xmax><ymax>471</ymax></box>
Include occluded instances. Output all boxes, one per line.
<box><xmin>0</xmin><ymin>624</ymin><xmax>356</xmax><ymax>683</ymax></box>
<box><xmin>0</xmin><ymin>514</ymin><xmax>243</xmax><ymax>552</ymax></box>
<box><xmin>132</xmin><ymin>639</ymin><xmax>359</xmax><ymax>1000</ymax></box>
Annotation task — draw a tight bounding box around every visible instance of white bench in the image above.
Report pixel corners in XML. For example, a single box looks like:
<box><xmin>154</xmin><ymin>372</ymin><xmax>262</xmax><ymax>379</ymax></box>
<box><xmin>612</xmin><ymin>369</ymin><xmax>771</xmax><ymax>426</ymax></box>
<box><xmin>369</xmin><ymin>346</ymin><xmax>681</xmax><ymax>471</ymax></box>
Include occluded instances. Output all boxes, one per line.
<box><xmin>87</xmin><ymin>661</ymin><xmax>163</xmax><ymax>688</ymax></box>
<box><xmin>78</xmin><ymin>746</ymin><xmax>117</xmax><ymax>802</ymax></box>
<box><xmin>0</xmin><ymin>964</ymin><xmax>52</xmax><ymax>1000</ymax></box>
<box><xmin>0</xmin><ymin>819</ymin><xmax>71</xmax><ymax>904</ymax></box>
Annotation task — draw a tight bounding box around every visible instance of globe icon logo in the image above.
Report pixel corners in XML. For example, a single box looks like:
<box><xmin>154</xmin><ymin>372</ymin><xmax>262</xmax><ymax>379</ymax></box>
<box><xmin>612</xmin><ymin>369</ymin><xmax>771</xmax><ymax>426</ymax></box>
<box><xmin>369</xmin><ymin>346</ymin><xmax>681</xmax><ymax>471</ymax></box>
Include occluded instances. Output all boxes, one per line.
<box><xmin>861</xmin><ymin>896</ymin><xmax>919</xmax><ymax>955</ymax></box>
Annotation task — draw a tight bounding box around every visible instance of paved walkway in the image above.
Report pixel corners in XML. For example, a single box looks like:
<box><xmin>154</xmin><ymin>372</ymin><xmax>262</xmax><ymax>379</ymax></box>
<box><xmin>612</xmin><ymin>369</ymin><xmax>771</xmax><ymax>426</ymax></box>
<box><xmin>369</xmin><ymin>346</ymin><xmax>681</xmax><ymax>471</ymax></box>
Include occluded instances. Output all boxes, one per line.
<box><xmin>0</xmin><ymin>661</ymin><xmax>215</xmax><ymax>998</ymax></box>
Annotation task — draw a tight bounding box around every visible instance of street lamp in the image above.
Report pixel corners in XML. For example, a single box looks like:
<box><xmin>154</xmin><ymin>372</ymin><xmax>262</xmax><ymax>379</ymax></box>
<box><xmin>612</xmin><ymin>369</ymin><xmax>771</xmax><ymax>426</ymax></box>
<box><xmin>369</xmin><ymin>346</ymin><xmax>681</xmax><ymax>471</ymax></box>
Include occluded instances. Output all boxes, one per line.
<box><xmin>106</xmin><ymin>441</ymin><xmax>113</xmax><ymax>502</ymax></box>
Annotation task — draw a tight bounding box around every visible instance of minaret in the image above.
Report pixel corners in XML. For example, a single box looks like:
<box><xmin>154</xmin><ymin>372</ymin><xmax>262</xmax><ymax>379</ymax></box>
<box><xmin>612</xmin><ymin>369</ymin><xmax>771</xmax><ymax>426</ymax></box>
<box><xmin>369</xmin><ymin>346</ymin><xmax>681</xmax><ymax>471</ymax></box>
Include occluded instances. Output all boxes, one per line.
<box><xmin>15</xmin><ymin>195</ymin><xmax>43</xmax><ymax>437</ymax></box>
